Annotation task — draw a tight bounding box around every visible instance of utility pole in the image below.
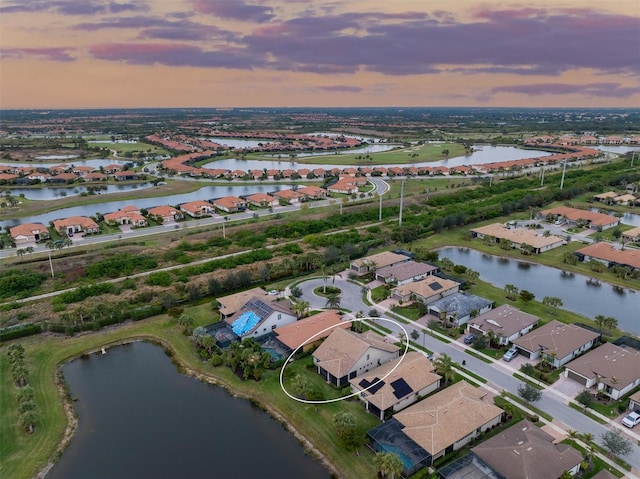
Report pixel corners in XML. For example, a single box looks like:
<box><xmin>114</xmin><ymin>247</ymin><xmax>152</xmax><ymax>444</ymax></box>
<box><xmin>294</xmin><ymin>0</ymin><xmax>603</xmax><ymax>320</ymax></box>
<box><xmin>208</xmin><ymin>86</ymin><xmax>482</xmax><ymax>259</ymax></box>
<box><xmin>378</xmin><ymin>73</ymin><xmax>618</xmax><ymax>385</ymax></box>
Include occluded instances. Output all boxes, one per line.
<box><xmin>48</xmin><ymin>249</ymin><xmax>55</xmax><ymax>277</ymax></box>
<box><xmin>560</xmin><ymin>160</ymin><xmax>567</xmax><ymax>189</ymax></box>
<box><xmin>632</xmin><ymin>151</ymin><xmax>636</xmax><ymax>167</ymax></box>
<box><xmin>378</xmin><ymin>193</ymin><xmax>382</xmax><ymax>222</ymax></box>
<box><xmin>540</xmin><ymin>166</ymin><xmax>545</xmax><ymax>187</ymax></box>
<box><xmin>399</xmin><ymin>179</ymin><xmax>405</xmax><ymax>226</ymax></box>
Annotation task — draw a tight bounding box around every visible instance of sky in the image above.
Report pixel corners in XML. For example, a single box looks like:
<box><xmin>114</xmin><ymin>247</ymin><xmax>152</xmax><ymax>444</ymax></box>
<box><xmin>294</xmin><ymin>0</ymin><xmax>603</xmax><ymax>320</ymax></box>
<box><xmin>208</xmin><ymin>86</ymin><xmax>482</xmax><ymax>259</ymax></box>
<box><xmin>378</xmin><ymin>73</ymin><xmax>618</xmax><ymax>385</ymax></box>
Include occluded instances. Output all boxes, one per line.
<box><xmin>1</xmin><ymin>0</ymin><xmax>639</xmax><ymax>109</ymax></box>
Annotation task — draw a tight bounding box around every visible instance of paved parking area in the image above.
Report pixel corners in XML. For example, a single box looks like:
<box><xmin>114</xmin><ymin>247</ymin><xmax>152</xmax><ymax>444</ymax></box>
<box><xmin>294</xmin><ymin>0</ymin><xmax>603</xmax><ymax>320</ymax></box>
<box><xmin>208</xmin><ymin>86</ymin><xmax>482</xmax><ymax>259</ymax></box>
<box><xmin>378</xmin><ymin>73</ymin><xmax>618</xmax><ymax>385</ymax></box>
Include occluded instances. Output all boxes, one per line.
<box><xmin>550</xmin><ymin>375</ymin><xmax>587</xmax><ymax>400</ymax></box>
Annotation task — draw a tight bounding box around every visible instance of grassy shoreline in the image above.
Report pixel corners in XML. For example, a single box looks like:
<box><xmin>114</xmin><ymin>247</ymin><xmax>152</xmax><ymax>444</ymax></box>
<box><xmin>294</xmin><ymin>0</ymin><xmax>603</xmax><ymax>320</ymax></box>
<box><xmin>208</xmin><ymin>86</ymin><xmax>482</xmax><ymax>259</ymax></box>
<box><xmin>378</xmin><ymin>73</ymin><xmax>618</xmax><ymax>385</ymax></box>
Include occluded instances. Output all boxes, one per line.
<box><xmin>0</xmin><ymin>314</ymin><xmax>379</xmax><ymax>479</ymax></box>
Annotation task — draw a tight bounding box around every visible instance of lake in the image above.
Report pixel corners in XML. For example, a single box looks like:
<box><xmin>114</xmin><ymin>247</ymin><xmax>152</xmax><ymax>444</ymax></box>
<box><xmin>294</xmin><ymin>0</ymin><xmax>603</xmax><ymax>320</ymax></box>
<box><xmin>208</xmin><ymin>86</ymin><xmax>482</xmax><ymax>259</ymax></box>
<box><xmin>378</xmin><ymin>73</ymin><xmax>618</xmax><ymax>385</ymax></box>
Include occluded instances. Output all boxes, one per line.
<box><xmin>438</xmin><ymin>247</ymin><xmax>639</xmax><ymax>336</ymax></box>
<box><xmin>46</xmin><ymin>341</ymin><xmax>330</xmax><ymax>479</ymax></box>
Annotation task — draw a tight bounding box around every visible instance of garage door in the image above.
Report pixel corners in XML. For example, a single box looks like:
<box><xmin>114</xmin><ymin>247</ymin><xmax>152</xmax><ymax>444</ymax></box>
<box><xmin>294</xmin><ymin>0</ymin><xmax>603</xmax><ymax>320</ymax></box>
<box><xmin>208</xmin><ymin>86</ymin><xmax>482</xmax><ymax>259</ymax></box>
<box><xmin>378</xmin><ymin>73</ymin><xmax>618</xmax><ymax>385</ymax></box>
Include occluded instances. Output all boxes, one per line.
<box><xmin>566</xmin><ymin>369</ymin><xmax>588</xmax><ymax>386</ymax></box>
<box><xmin>516</xmin><ymin>347</ymin><xmax>531</xmax><ymax>359</ymax></box>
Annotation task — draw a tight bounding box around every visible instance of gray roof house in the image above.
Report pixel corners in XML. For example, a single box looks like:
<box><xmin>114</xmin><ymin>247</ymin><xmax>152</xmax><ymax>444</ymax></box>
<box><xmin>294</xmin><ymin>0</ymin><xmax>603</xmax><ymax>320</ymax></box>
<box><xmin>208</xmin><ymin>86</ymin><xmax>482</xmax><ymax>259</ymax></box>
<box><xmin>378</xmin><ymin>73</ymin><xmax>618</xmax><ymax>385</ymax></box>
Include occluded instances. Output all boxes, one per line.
<box><xmin>629</xmin><ymin>390</ymin><xmax>640</xmax><ymax>413</ymax></box>
<box><xmin>428</xmin><ymin>292</ymin><xmax>494</xmax><ymax>327</ymax></box>
<box><xmin>471</xmin><ymin>420</ymin><xmax>582</xmax><ymax>479</ymax></box>
<box><xmin>375</xmin><ymin>261</ymin><xmax>438</xmax><ymax>286</ymax></box>
<box><xmin>564</xmin><ymin>342</ymin><xmax>640</xmax><ymax>400</ymax></box>
<box><xmin>467</xmin><ymin>305</ymin><xmax>540</xmax><ymax>346</ymax></box>
<box><xmin>512</xmin><ymin>320</ymin><xmax>600</xmax><ymax>368</ymax></box>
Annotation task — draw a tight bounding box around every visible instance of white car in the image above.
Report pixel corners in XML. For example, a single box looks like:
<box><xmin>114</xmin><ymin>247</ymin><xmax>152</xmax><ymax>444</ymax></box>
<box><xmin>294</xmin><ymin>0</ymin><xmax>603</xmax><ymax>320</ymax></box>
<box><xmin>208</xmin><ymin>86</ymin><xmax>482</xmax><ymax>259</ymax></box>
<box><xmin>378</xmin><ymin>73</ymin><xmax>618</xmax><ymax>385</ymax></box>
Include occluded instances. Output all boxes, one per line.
<box><xmin>622</xmin><ymin>411</ymin><xmax>640</xmax><ymax>428</ymax></box>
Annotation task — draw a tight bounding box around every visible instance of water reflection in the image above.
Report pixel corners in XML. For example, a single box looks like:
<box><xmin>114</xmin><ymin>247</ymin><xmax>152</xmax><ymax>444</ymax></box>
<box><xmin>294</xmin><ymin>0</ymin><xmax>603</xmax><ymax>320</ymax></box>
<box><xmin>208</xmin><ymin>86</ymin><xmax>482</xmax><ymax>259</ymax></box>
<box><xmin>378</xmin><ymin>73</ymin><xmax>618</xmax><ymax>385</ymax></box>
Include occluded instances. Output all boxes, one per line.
<box><xmin>6</xmin><ymin>183</ymin><xmax>153</xmax><ymax>200</ymax></box>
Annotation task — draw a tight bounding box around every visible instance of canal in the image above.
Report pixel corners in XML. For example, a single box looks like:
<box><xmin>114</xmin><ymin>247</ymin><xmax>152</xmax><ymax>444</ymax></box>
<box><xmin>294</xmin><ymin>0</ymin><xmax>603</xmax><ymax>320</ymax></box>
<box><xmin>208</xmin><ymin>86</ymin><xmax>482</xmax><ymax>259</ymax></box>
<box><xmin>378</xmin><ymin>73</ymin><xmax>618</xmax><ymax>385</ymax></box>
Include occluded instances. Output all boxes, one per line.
<box><xmin>46</xmin><ymin>341</ymin><xmax>330</xmax><ymax>479</ymax></box>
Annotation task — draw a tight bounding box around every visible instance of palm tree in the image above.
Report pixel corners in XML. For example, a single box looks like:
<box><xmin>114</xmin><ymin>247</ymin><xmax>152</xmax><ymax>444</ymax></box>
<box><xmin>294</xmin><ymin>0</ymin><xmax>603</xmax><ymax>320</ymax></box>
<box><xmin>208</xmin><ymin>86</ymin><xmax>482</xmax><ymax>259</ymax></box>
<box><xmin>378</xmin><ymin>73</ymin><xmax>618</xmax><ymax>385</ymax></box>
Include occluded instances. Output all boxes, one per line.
<box><xmin>177</xmin><ymin>313</ymin><xmax>195</xmax><ymax>333</ymax></box>
<box><xmin>325</xmin><ymin>293</ymin><xmax>341</xmax><ymax>309</ymax></box>
<box><xmin>434</xmin><ymin>353</ymin><xmax>456</xmax><ymax>386</ymax></box>
<box><xmin>292</xmin><ymin>300</ymin><xmax>310</xmax><ymax>318</ymax></box>
<box><xmin>373</xmin><ymin>451</ymin><xmax>404</xmax><ymax>479</ymax></box>
<box><xmin>504</xmin><ymin>284</ymin><xmax>519</xmax><ymax>301</ymax></box>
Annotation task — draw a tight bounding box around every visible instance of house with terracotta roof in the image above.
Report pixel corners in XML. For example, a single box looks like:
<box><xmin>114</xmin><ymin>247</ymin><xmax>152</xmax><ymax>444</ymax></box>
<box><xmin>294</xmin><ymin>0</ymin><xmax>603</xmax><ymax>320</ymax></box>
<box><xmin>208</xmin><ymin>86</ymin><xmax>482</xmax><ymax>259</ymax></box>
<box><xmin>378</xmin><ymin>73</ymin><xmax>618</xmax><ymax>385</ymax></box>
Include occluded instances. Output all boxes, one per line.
<box><xmin>47</xmin><ymin>172</ymin><xmax>78</xmax><ymax>184</ymax></box>
<box><xmin>622</xmin><ymin>226</ymin><xmax>640</xmax><ymax>244</ymax></box>
<box><xmin>327</xmin><ymin>178</ymin><xmax>359</xmax><ymax>194</ymax></box>
<box><xmin>350</xmin><ymin>251</ymin><xmax>410</xmax><ymax>275</ymax></box>
<box><xmin>540</xmin><ymin>206</ymin><xmax>620</xmax><ymax>230</ymax></box>
<box><xmin>368</xmin><ymin>381</ymin><xmax>503</xmax><ymax>475</ymax></box>
<box><xmin>512</xmin><ymin>320</ymin><xmax>600</xmax><ymax>368</ymax></box>
<box><xmin>10</xmin><ymin>223</ymin><xmax>49</xmax><ymax>246</ymax></box>
<box><xmin>564</xmin><ymin>342</ymin><xmax>640</xmax><ymax>400</ymax></box>
<box><xmin>212</xmin><ymin>196</ymin><xmax>247</xmax><ymax>213</ymax></box>
<box><xmin>297</xmin><ymin>185</ymin><xmax>327</xmax><ymax>200</ymax></box>
<box><xmin>180</xmin><ymin>200</ymin><xmax>214</xmax><ymax>217</ymax></box>
<box><xmin>313</xmin><ymin>328</ymin><xmax>400</xmax><ymax>387</ymax></box>
<box><xmin>392</xmin><ymin>276</ymin><xmax>460</xmax><ymax>304</ymax></box>
<box><xmin>467</xmin><ymin>305</ymin><xmax>539</xmax><ymax>346</ymax></box>
<box><xmin>469</xmin><ymin>420</ymin><xmax>582</xmax><ymax>479</ymax></box>
<box><xmin>470</xmin><ymin>223</ymin><xmax>565</xmax><ymax>254</ymax></box>
<box><xmin>614</xmin><ymin>193</ymin><xmax>637</xmax><ymax>206</ymax></box>
<box><xmin>274</xmin><ymin>310</ymin><xmax>349</xmax><ymax>353</ymax></box>
<box><xmin>575</xmin><ymin>242</ymin><xmax>640</xmax><ymax>271</ymax></box>
<box><xmin>52</xmin><ymin>216</ymin><xmax>100</xmax><ymax>236</ymax></box>
<box><xmin>103</xmin><ymin>164</ymin><xmax>123</xmax><ymax>173</ymax></box>
<box><xmin>103</xmin><ymin>207</ymin><xmax>147</xmax><ymax>227</ymax></box>
<box><xmin>223</xmin><ymin>297</ymin><xmax>296</xmax><ymax>340</ymax></box>
<box><xmin>350</xmin><ymin>352</ymin><xmax>441</xmax><ymax>420</ymax></box>
<box><xmin>244</xmin><ymin>193</ymin><xmax>278</xmax><ymax>208</ymax></box>
<box><xmin>82</xmin><ymin>172</ymin><xmax>107</xmax><ymax>182</ymax></box>
<box><xmin>147</xmin><ymin>205</ymin><xmax>182</xmax><ymax>223</ymax></box>
<box><xmin>593</xmin><ymin>191</ymin><xmax>619</xmax><ymax>203</ymax></box>
<box><xmin>272</xmin><ymin>189</ymin><xmax>304</xmax><ymax>204</ymax></box>
<box><xmin>0</xmin><ymin>173</ymin><xmax>19</xmax><ymax>183</ymax></box>
<box><xmin>375</xmin><ymin>260</ymin><xmax>439</xmax><ymax>286</ymax></box>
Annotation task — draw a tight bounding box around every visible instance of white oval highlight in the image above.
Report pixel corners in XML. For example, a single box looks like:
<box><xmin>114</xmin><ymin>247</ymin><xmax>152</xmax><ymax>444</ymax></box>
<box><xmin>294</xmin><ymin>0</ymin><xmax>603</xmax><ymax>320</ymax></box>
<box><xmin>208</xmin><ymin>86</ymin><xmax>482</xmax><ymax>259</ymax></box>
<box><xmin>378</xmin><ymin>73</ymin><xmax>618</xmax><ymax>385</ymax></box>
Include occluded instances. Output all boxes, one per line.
<box><xmin>279</xmin><ymin>317</ymin><xmax>410</xmax><ymax>404</ymax></box>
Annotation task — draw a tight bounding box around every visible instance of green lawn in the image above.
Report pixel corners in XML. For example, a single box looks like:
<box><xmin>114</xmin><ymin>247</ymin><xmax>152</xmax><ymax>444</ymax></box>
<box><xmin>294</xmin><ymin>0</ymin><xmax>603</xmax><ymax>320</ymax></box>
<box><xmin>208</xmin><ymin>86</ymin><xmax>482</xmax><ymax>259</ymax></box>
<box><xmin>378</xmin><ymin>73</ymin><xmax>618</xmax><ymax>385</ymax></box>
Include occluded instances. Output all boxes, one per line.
<box><xmin>0</xmin><ymin>310</ymin><xmax>379</xmax><ymax>479</ymax></box>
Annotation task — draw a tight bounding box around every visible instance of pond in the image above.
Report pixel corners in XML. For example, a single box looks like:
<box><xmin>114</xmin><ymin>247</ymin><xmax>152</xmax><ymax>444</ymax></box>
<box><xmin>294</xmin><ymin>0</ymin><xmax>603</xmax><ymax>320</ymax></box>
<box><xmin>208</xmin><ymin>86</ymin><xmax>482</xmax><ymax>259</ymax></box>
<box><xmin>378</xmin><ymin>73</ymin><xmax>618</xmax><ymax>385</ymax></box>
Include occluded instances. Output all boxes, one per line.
<box><xmin>0</xmin><ymin>184</ymin><xmax>295</xmax><ymax>228</ymax></box>
<box><xmin>438</xmin><ymin>247</ymin><xmax>639</xmax><ymax>336</ymax></box>
<box><xmin>46</xmin><ymin>341</ymin><xmax>330</xmax><ymax>479</ymax></box>
<box><xmin>4</xmin><ymin>183</ymin><xmax>154</xmax><ymax>200</ymax></box>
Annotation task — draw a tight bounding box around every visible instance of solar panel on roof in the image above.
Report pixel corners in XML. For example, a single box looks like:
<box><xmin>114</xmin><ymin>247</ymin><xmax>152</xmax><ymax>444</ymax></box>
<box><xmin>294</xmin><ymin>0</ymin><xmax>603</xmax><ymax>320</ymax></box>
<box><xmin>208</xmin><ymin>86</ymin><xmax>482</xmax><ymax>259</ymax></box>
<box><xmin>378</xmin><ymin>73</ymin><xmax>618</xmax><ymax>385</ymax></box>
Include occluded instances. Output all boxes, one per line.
<box><xmin>359</xmin><ymin>379</ymin><xmax>371</xmax><ymax>388</ymax></box>
<box><xmin>430</xmin><ymin>281</ymin><xmax>442</xmax><ymax>291</ymax></box>
<box><xmin>366</xmin><ymin>377</ymin><xmax>385</xmax><ymax>394</ymax></box>
<box><xmin>245</xmin><ymin>299</ymin><xmax>273</xmax><ymax>319</ymax></box>
<box><xmin>391</xmin><ymin>378</ymin><xmax>413</xmax><ymax>399</ymax></box>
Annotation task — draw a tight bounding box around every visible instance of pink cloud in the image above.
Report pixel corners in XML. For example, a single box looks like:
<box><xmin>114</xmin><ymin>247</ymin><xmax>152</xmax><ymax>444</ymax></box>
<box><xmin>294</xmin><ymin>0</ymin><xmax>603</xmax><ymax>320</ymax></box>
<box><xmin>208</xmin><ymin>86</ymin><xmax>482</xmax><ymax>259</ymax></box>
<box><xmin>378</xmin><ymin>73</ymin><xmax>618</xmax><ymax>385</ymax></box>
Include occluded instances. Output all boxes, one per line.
<box><xmin>317</xmin><ymin>85</ymin><xmax>363</xmax><ymax>93</ymax></box>
<box><xmin>489</xmin><ymin>82</ymin><xmax>640</xmax><ymax>98</ymax></box>
<box><xmin>1</xmin><ymin>47</ymin><xmax>75</xmax><ymax>62</ymax></box>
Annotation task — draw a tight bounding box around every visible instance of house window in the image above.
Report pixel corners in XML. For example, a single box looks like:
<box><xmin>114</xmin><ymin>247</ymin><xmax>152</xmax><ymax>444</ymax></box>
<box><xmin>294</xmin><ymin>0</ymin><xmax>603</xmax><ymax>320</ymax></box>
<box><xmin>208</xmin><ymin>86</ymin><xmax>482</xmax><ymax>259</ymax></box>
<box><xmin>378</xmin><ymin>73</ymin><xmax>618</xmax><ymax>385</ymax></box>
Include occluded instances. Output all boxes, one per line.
<box><xmin>271</xmin><ymin>325</ymin><xmax>276</xmax><ymax>330</ymax></box>
<box><xmin>278</xmin><ymin>314</ymin><xmax>282</xmax><ymax>319</ymax></box>
<box><xmin>366</xmin><ymin>354</ymin><xmax>370</xmax><ymax>361</ymax></box>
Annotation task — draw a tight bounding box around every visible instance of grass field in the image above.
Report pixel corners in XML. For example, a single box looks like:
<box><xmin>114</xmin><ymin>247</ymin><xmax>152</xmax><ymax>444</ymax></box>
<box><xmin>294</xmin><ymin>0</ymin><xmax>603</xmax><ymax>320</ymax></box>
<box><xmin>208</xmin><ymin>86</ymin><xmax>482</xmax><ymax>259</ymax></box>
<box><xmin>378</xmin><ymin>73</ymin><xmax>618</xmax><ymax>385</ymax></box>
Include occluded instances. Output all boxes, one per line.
<box><xmin>0</xmin><ymin>308</ymin><xmax>379</xmax><ymax>479</ymax></box>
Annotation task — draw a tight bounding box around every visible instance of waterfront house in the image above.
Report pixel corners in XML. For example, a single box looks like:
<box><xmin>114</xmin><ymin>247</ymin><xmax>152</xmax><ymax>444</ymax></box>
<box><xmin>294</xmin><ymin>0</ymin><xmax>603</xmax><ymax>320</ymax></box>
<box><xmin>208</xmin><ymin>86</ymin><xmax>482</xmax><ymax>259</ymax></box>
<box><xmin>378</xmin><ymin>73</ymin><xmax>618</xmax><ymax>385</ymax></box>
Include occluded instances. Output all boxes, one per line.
<box><xmin>272</xmin><ymin>189</ymin><xmax>304</xmax><ymax>204</ymax></box>
<box><xmin>313</xmin><ymin>328</ymin><xmax>400</xmax><ymax>387</ymax></box>
<box><xmin>224</xmin><ymin>297</ymin><xmax>296</xmax><ymax>340</ymax></box>
<box><xmin>180</xmin><ymin>200</ymin><xmax>214</xmax><ymax>217</ymax></box>
<box><xmin>575</xmin><ymin>242</ymin><xmax>640</xmax><ymax>271</ymax></box>
<box><xmin>391</xmin><ymin>276</ymin><xmax>460</xmax><ymax>304</ymax></box>
<box><xmin>217</xmin><ymin>287</ymin><xmax>275</xmax><ymax>319</ymax></box>
<box><xmin>274</xmin><ymin>310</ymin><xmax>348</xmax><ymax>353</ymax></box>
<box><xmin>147</xmin><ymin>205</ymin><xmax>182</xmax><ymax>223</ymax></box>
<box><xmin>52</xmin><ymin>216</ymin><xmax>99</xmax><ymax>236</ymax></box>
<box><xmin>470</xmin><ymin>223</ymin><xmax>565</xmax><ymax>254</ymax></box>
<box><xmin>375</xmin><ymin>260</ymin><xmax>439</xmax><ymax>286</ymax></box>
<box><xmin>245</xmin><ymin>193</ymin><xmax>278</xmax><ymax>208</ymax></box>
<box><xmin>213</xmin><ymin>196</ymin><xmax>246</xmax><ymax>213</ymax></box>
<box><xmin>10</xmin><ymin>223</ymin><xmax>49</xmax><ymax>246</ymax></box>
<box><xmin>350</xmin><ymin>251</ymin><xmax>410</xmax><ymax>275</ymax></box>
<box><xmin>467</xmin><ymin>305</ymin><xmax>539</xmax><ymax>346</ymax></box>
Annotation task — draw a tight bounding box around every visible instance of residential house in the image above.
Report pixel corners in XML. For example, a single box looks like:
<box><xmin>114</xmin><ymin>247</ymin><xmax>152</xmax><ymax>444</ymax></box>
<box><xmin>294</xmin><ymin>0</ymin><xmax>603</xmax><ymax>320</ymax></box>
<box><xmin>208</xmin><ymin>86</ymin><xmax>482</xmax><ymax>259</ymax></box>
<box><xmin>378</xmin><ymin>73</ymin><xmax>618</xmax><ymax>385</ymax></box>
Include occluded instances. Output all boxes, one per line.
<box><xmin>350</xmin><ymin>251</ymin><xmax>410</xmax><ymax>275</ymax></box>
<box><xmin>272</xmin><ymin>189</ymin><xmax>304</xmax><ymax>204</ymax></box>
<box><xmin>0</xmin><ymin>173</ymin><xmax>19</xmax><ymax>184</ymax></box>
<box><xmin>217</xmin><ymin>287</ymin><xmax>274</xmax><ymax>319</ymax></box>
<box><xmin>470</xmin><ymin>223</ymin><xmax>565</xmax><ymax>254</ymax></box>
<box><xmin>103</xmin><ymin>164</ymin><xmax>123</xmax><ymax>173</ymax></box>
<box><xmin>223</xmin><ymin>297</ymin><xmax>296</xmax><ymax>340</ymax></box>
<box><xmin>147</xmin><ymin>205</ymin><xmax>182</xmax><ymax>223</ymax></box>
<box><xmin>564</xmin><ymin>342</ymin><xmax>640</xmax><ymax>400</ymax></box>
<box><xmin>274</xmin><ymin>310</ymin><xmax>349</xmax><ymax>353</ymax></box>
<box><xmin>614</xmin><ymin>193</ymin><xmax>637</xmax><ymax>206</ymax></box>
<box><xmin>350</xmin><ymin>352</ymin><xmax>441</xmax><ymax>420</ymax></box>
<box><xmin>428</xmin><ymin>293</ymin><xmax>494</xmax><ymax>327</ymax></box>
<box><xmin>392</xmin><ymin>276</ymin><xmax>460</xmax><ymax>304</ymax></box>
<box><xmin>180</xmin><ymin>200</ymin><xmax>214</xmax><ymax>217</ymax></box>
<box><xmin>103</xmin><ymin>206</ymin><xmax>147</xmax><ymax>227</ymax></box>
<box><xmin>470</xmin><ymin>420</ymin><xmax>582</xmax><ymax>479</ymax></box>
<box><xmin>368</xmin><ymin>381</ymin><xmax>503</xmax><ymax>476</ymax></box>
<box><xmin>575</xmin><ymin>242</ymin><xmax>640</xmax><ymax>272</ymax></box>
<box><xmin>327</xmin><ymin>178</ymin><xmax>359</xmax><ymax>194</ymax></box>
<box><xmin>245</xmin><ymin>193</ymin><xmax>278</xmax><ymax>208</ymax></box>
<box><xmin>52</xmin><ymin>216</ymin><xmax>100</xmax><ymax>236</ymax></box>
<box><xmin>82</xmin><ymin>172</ymin><xmax>107</xmax><ymax>182</ymax></box>
<box><xmin>9</xmin><ymin>223</ymin><xmax>49</xmax><ymax>246</ymax></box>
<box><xmin>467</xmin><ymin>305</ymin><xmax>540</xmax><ymax>346</ymax></box>
<box><xmin>297</xmin><ymin>185</ymin><xmax>327</xmax><ymax>200</ymax></box>
<box><xmin>540</xmin><ymin>206</ymin><xmax>620</xmax><ymax>230</ymax></box>
<box><xmin>512</xmin><ymin>320</ymin><xmax>600</xmax><ymax>368</ymax></box>
<box><xmin>114</xmin><ymin>171</ymin><xmax>140</xmax><ymax>181</ymax></box>
<box><xmin>213</xmin><ymin>196</ymin><xmax>246</xmax><ymax>213</ymax></box>
<box><xmin>593</xmin><ymin>191</ymin><xmax>618</xmax><ymax>203</ymax></box>
<box><xmin>313</xmin><ymin>328</ymin><xmax>400</xmax><ymax>387</ymax></box>
<box><xmin>375</xmin><ymin>260</ymin><xmax>439</xmax><ymax>286</ymax></box>
<box><xmin>47</xmin><ymin>172</ymin><xmax>78</xmax><ymax>184</ymax></box>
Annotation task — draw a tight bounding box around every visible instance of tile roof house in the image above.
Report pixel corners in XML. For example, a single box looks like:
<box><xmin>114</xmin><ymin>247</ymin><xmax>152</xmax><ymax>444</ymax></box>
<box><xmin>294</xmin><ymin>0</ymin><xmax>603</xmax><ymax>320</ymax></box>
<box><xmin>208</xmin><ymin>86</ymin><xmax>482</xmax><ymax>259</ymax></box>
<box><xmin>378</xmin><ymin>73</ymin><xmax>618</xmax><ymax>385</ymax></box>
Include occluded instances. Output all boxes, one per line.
<box><xmin>10</xmin><ymin>223</ymin><xmax>49</xmax><ymax>246</ymax></box>
<box><xmin>217</xmin><ymin>287</ymin><xmax>274</xmax><ymax>318</ymax></box>
<box><xmin>428</xmin><ymin>293</ymin><xmax>494</xmax><ymax>328</ymax></box>
<box><xmin>272</xmin><ymin>189</ymin><xmax>304</xmax><ymax>204</ymax></box>
<box><xmin>392</xmin><ymin>276</ymin><xmax>460</xmax><ymax>304</ymax></box>
<box><xmin>223</xmin><ymin>297</ymin><xmax>296</xmax><ymax>340</ymax></box>
<box><xmin>274</xmin><ymin>310</ymin><xmax>349</xmax><ymax>352</ymax></box>
<box><xmin>470</xmin><ymin>223</ymin><xmax>565</xmax><ymax>254</ymax></box>
<box><xmin>564</xmin><ymin>342</ymin><xmax>640</xmax><ymax>400</ymax></box>
<box><xmin>103</xmin><ymin>208</ymin><xmax>147</xmax><ymax>227</ymax></box>
<box><xmin>540</xmin><ymin>206</ymin><xmax>620</xmax><ymax>230</ymax></box>
<box><xmin>575</xmin><ymin>242</ymin><xmax>640</xmax><ymax>271</ymax></box>
<box><xmin>512</xmin><ymin>320</ymin><xmax>601</xmax><ymax>368</ymax></box>
<box><xmin>629</xmin><ymin>390</ymin><xmax>640</xmax><ymax>413</ymax></box>
<box><xmin>350</xmin><ymin>352</ymin><xmax>441</xmax><ymax>420</ymax></box>
<box><xmin>297</xmin><ymin>185</ymin><xmax>327</xmax><ymax>200</ymax></box>
<box><xmin>180</xmin><ymin>200</ymin><xmax>214</xmax><ymax>217</ymax></box>
<box><xmin>375</xmin><ymin>260</ymin><xmax>439</xmax><ymax>286</ymax></box>
<box><xmin>471</xmin><ymin>420</ymin><xmax>582</xmax><ymax>479</ymax></box>
<box><xmin>350</xmin><ymin>251</ymin><xmax>410</xmax><ymax>275</ymax></box>
<box><xmin>212</xmin><ymin>196</ymin><xmax>246</xmax><ymax>213</ymax></box>
<box><xmin>368</xmin><ymin>381</ymin><xmax>503</xmax><ymax>475</ymax></box>
<box><xmin>313</xmin><ymin>329</ymin><xmax>400</xmax><ymax>387</ymax></box>
<box><xmin>52</xmin><ymin>216</ymin><xmax>100</xmax><ymax>235</ymax></box>
<box><xmin>147</xmin><ymin>205</ymin><xmax>182</xmax><ymax>223</ymax></box>
<box><xmin>327</xmin><ymin>178</ymin><xmax>359</xmax><ymax>194</ymax></box>
<box><xmin>245</xmin><ymin>193</ymin><xmax>278</xmax><ymax>208</ymax></box>
<box><xmin>467</xmin><ymin>305</ymin><xmax>540</xmax><ymax>346</ymax></box>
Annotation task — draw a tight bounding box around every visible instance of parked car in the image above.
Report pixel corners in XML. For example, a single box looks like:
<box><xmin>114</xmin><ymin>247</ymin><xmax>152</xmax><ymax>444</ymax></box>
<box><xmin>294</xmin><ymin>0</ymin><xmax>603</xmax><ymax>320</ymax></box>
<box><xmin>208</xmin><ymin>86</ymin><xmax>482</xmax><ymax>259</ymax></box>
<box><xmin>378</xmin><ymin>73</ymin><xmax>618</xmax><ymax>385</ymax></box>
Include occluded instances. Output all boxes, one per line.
<box><xmin>503</xmin><ymin>347</ymin><xmax>519</xmax><ymax>362</ymax></box>
<box><xmin>622</xmin><ymin>411</ymin><xmax>640</xmax><ymax>428</ymax></box>
<box><xmin>463</xmin><ymin>334</ymin><xmax>476</xmax><ymax>344</ymax></box>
